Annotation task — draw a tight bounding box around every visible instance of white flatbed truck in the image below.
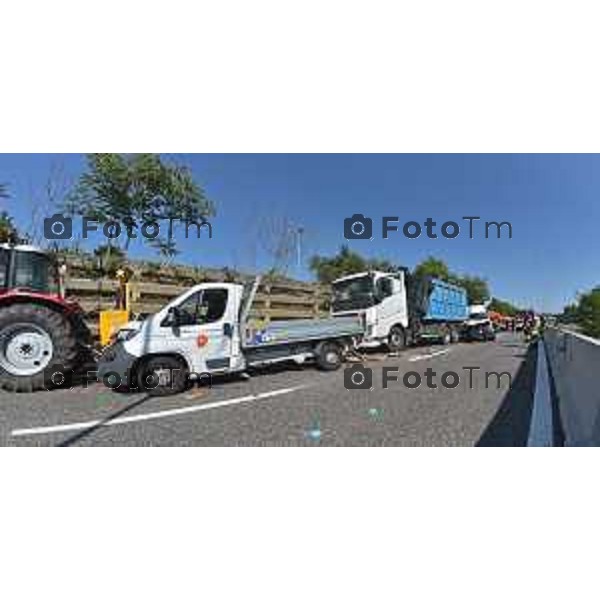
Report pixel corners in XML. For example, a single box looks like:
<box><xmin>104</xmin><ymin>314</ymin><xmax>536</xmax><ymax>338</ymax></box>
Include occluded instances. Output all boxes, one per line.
<box><xmin>97</xmin><ymin>277</ymin><xmax>363</xmax><ymax>395</ymax></box>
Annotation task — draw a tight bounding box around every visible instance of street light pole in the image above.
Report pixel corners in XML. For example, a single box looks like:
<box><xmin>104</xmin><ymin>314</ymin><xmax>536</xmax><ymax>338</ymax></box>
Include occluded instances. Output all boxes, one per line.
<box><xmin>296</xmin><ymin>226</ymin><xmax>304</xmax><ymax>274</ymax></box>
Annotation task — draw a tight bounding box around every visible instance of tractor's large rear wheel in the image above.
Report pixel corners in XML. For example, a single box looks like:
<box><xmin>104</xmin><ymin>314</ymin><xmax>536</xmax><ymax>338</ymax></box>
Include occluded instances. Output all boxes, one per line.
<box><xmin>0</xmin><ymin>303</ymin><xmax>78</xmax><ymax>393</ymax></box>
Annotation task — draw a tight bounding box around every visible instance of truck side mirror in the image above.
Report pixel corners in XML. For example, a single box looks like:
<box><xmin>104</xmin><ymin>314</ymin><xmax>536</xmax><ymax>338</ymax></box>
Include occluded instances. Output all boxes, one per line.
<box><xmin>223</xmin><ymin>322</ymin><xmax>233</xmax><ymax>337</ymax></box>
<box><xmin>166</xmin><ymin>306</ymin><xmax>182</xmax><ymax>327</ymax></box>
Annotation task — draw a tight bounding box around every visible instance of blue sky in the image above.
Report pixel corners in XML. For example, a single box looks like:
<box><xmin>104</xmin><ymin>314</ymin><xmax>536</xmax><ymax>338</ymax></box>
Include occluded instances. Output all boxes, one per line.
<box><xmin>1</xmin><ymin>153</ymin><xmax>599</xmax><ymax>312</ymax></box>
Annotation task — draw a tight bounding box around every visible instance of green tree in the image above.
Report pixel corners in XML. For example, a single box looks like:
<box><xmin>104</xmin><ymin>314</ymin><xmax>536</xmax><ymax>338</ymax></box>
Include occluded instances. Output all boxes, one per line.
<box><xmin>0</xmin><ymin>211</ymin><xmax>20</xmax><ymax>244</ymax></box>
<box><xmin>66</xmin><ymin>154</ymin><xmax>214</xmax><ymax>255</ymax></box>
<box><xmin>310</xmin><ymin>245</ymin><xmax>368</xmax><ymax>283</ymax></box>
<box><xmin>369</xmin><ymin>257</ymin><xmax>400</xmax><ymax>273</ymax></box>
<box><xmin>488</xmin><ymin>298</ymin><xmax>520</xmax><ymax>316</ymax></box>
<box><xmin>560</xmin><ymin>302</ymin><xmax>579</xmax><ymax>324</ymax></box>
<box><xmin>454</xmin><ymin>275</ymin><xmax>490</xmax><ymax>304</ymax></box>
<box><xmin>413</xmin><ymin>256</ymin><xmax>450</xmax><ymax>281</ymax></box>
<box><xmin>576</xmin><ymin>287</ymin><xmax>600</xmax><ymax>338</ymax></box>
<box><xmin>412</xmin><ymin>257</ymin><xmax>490</xmax><ymax>304</ymax></box>
<box><xmin>309</xmin><ymin>245</ymin><xmax>401</xmax><ymax>284</ymax></box>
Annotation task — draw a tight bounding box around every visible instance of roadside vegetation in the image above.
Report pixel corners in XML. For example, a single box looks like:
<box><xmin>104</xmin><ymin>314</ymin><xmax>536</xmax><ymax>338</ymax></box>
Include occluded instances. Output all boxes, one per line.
<box><xmin>487</xmin><ymin>298</ymin><xmax>522</xmax><ymax>317</ymax></box>
<box><xmin>561</xmin><ymin>288</ymin><xmax>600</xmax><ymax>339</ymax></box>
<box><xmin>0</xmin><ymin>211</ymin><xmax>19</xmax><ymax>244</ymax></box>
<box><xmin>0</xmin><ymin>184</ymin><xmax>21</xmax><ymax>244</ymax></box>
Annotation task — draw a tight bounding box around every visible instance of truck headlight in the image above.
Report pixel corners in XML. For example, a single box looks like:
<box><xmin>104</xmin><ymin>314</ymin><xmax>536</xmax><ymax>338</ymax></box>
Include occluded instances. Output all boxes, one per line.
<box><xmin>116</xmin><ymin>328</ymin><xmax>139</xmax><ymax>342</ymax></box>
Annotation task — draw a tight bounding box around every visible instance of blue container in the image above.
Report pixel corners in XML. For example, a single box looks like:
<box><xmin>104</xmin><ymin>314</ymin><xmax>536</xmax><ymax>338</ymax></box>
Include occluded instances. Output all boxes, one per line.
<box><xmin>423</xmin><ymin>279</ymin><xmax>468</xmax><ymax>322</ymax></box>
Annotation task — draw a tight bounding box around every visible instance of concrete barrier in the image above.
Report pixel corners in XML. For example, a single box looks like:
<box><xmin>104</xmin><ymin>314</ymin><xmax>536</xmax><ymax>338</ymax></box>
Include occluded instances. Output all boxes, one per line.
<box><xmin>544</xmin><ymin>328</ymin><xmax>600</xmax><ymax>446</ymax></box>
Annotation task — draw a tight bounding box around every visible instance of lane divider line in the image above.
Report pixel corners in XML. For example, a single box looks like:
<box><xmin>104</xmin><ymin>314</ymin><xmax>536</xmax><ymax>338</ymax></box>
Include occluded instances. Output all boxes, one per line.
<box><xmin>408</xmin><ymin>349</ymin><xmax>451</xmax><ymax>362</ymax></box>
<box><xmin>11</xmin><ymin>385</ymin><xmax>307</xmax><ymax>438</ymax></box>
<box><xmin>527</xmin><ymin>340</ymin><xmax>554</xmax><ymax>447</ymax></box>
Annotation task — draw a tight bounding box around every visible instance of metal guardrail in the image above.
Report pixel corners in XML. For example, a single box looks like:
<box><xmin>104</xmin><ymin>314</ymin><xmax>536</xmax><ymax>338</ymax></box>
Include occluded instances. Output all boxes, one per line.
<box><xmin>544</xmin><ymin>327</ymin><xmax>600</xmax><ymax>446</ymax></box>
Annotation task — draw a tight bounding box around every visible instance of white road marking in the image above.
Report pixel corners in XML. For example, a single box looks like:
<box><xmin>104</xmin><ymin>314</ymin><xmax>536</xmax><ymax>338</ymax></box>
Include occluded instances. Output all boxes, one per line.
<box><xmin>408</xmin><ymin>349</ymin><xmax>451</xmax><ymax>362</ymax></box>
<box><xmin>527</xmin><ymin>340</ymin><xmax>554</xmax><ymax>447</ymax></box>
<box><xmin>11</xmin><ymin>385</ymin><xmax>307</xmax><ymax>438</ymax></box>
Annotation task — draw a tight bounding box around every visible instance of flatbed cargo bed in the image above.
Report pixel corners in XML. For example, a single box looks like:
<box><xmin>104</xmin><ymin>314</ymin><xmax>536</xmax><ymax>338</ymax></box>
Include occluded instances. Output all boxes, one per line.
<box><xmin>243</xmin><ymin>316</ymin><xmax>363</xmax><ymax>348</ymax></box>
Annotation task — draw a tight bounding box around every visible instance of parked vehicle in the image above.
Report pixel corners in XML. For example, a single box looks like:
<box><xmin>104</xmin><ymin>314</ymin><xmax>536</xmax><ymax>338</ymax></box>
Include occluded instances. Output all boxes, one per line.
<box><xmin>488</xmin><ymin>310</ymin><xmax>510</xmax><ymax>331</ymax></box>
<box><xmin>0</xmin><ymin>243</ymin><xmax>92</xmax><ymax>392</ymax></box>
<box><xmin>462</xmin><ymin>304</ymin><xmax>496</xmax><ymax>342</ymax></box>
<box><xmin>98</xmin><ymin>277</ymin><xmax>364</xmax><ymax>396</ymax></box>
<box><xmin>330</xmin><ymin>270</ymin><xmax>468</xmax><ymax>350</ymax></box>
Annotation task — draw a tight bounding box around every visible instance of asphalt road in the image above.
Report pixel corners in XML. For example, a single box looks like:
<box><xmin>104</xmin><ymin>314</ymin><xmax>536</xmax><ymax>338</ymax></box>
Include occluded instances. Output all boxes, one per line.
<box><xmin>0</xmin><ymin>332</ymin><xmax>542</xmax><ymax>446</ymax></box>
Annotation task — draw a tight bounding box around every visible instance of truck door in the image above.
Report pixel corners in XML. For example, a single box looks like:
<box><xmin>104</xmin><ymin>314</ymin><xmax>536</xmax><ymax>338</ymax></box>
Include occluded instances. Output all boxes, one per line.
<box><xmin>375</xmin><ymin>275</ymin><xmax>408</xmax><ymax>334</ymax></box>
<box><xmin>171</xmin><ymin>287</ymin><xmax>239</xmax><ymax>372</ymax></box>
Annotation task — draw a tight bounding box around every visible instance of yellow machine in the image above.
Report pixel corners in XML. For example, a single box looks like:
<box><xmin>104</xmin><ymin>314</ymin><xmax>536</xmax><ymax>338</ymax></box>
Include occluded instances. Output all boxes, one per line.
<box><xmin>99</xmin><ymin>269</ymin><xmax>136</xmax><ymax>346</ymax></box>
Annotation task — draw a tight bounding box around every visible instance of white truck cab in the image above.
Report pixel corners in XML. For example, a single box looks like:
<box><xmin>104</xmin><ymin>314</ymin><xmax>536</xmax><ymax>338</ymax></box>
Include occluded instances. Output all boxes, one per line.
<box><xmin>467</xmin><ymin>304</ymin><xmax>488</xmax><ymax>323</ymax></box>
<box><xmin>463</xmin><ymin>303</ymin><xmax>496</xmax><ymax>342</ymax></box>
<box><xmin>99</xmin><ymin>282</ymin><xmax>246</xmax><ymax>392</ymax></box>
<box><xmin>139</xmin><ymin>282</ymin><xmax>245</xmax><ymax>374</ymax></box>
<box><xmin>331</xmin><ymin>271</ymin><xmax>408</xmax><ymax>350</ymax></box>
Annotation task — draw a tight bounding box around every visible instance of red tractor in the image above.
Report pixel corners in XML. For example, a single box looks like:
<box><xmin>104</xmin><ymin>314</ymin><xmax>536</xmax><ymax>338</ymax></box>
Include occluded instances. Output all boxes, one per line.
<box><xmin>0</xmin><ymin>243</ymin><xmax>92</xmax><ymax>392</ymax></box>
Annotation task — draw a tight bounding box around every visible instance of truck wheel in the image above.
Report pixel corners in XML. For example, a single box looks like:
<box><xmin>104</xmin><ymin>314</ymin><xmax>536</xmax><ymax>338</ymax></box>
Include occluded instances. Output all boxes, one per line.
<box><xmin>450</xmin><ymin>329</ymin><xmax>460</xmax><ymax>344</ymax></box>
<box><xmin>441</xmin><ymin>330</ymin><xmax>452</xmax><ymax>345</ymax></box>
<box><xmin>0</xmin><ymin>303</ymin><xmax>78</xmax><ymax>393</ymax></box>
<box><xmin>316</xmin><ymin>342</ymin><xmax>343</xmax><ymax>371</ymax></box>
<box><xmin>387</xmin><ymin>326</ymin><xmax>406</xmax><ymax>352</ymax></box>
<box><xmin>138</xmin><ymin>355</ymin><xmax>189</xmax><ymax>396</ymax></box>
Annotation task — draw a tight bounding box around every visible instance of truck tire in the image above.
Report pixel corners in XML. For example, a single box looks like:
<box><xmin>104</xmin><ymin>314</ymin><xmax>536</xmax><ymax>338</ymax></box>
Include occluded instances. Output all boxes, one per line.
<box><xmin>137</xmin><ymin>355</ymin><xmax>189</xmax><ymax>396</ymax></box>
<box><xmin>450</xmin><ymin>328</ymin><xmax>460</xmax><ymax>344</ymax></box>
<box><xmin>387</xmin><ymin>326</ymin><xmax>406</xmax><ymax>352</ymax></box>
<box><xmin>0</xmin><ymin>303</ymin><xmax>78</xmax><ymax>393</ymax></box>
<box><xmin>316</xmin><ymin>341</ymin><xmax>343</xmax><ymax>371</ymax></box>
<box><xmin>441</xmin><ymin>330</ymin><xmax>452</xmax><ymax>345</ymax></box>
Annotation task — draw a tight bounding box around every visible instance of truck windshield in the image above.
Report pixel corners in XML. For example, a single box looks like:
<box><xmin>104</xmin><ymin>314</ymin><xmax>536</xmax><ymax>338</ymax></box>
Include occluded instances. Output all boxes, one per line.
<box><xmin>469</xmin><ymin>312</ymin><xmax>486</xmax><ymax>320</ymax></box>
<box><xmin>332</xmin><ymin>275</ymin><xmax>375</xmax><ymax>312</ymax></box>
<box><xmin>13</xmin><ymin>251</ymin><xmax>54</xmax><ymax>292</ymax></box>
<box><xmin>0</xmin><ymin>249</ymin><xmax>8</xmax><ymax>288</ymax></box>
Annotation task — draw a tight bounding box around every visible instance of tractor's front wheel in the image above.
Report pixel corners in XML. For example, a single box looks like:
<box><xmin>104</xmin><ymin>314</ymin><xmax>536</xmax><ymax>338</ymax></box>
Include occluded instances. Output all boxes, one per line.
<box><xmin>0</xmin><ymin>303</ymin><xmax>78</xmax><ymax>393</ymax></box>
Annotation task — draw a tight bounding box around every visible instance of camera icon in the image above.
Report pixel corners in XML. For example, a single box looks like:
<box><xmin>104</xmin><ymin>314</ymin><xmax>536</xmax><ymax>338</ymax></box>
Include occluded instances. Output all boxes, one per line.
<box><xmin>44</xmin><ymin>213</ymin><xmax>72</xmax><ymax>240</ymax></box>
<box><xmin>44</xmin><ymin>364</ymin><xmax>74</xmax><ymax>391</ymax></box>
<box><xmin>344</xmin><ymin>214</ymin><xmax>372</xmax><ymax>240</ymax></box>
<box><xmin>344</xmin><ymin>364</ymin><xmax>373</xmax><ymax>390</ymax></box>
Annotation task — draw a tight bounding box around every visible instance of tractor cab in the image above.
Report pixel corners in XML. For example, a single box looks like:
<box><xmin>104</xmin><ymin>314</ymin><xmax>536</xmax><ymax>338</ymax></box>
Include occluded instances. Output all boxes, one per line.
<box><xmin>0</xmin><ymin>244</ymin><xmax>60</xmax><ymax>295</ymax></box>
